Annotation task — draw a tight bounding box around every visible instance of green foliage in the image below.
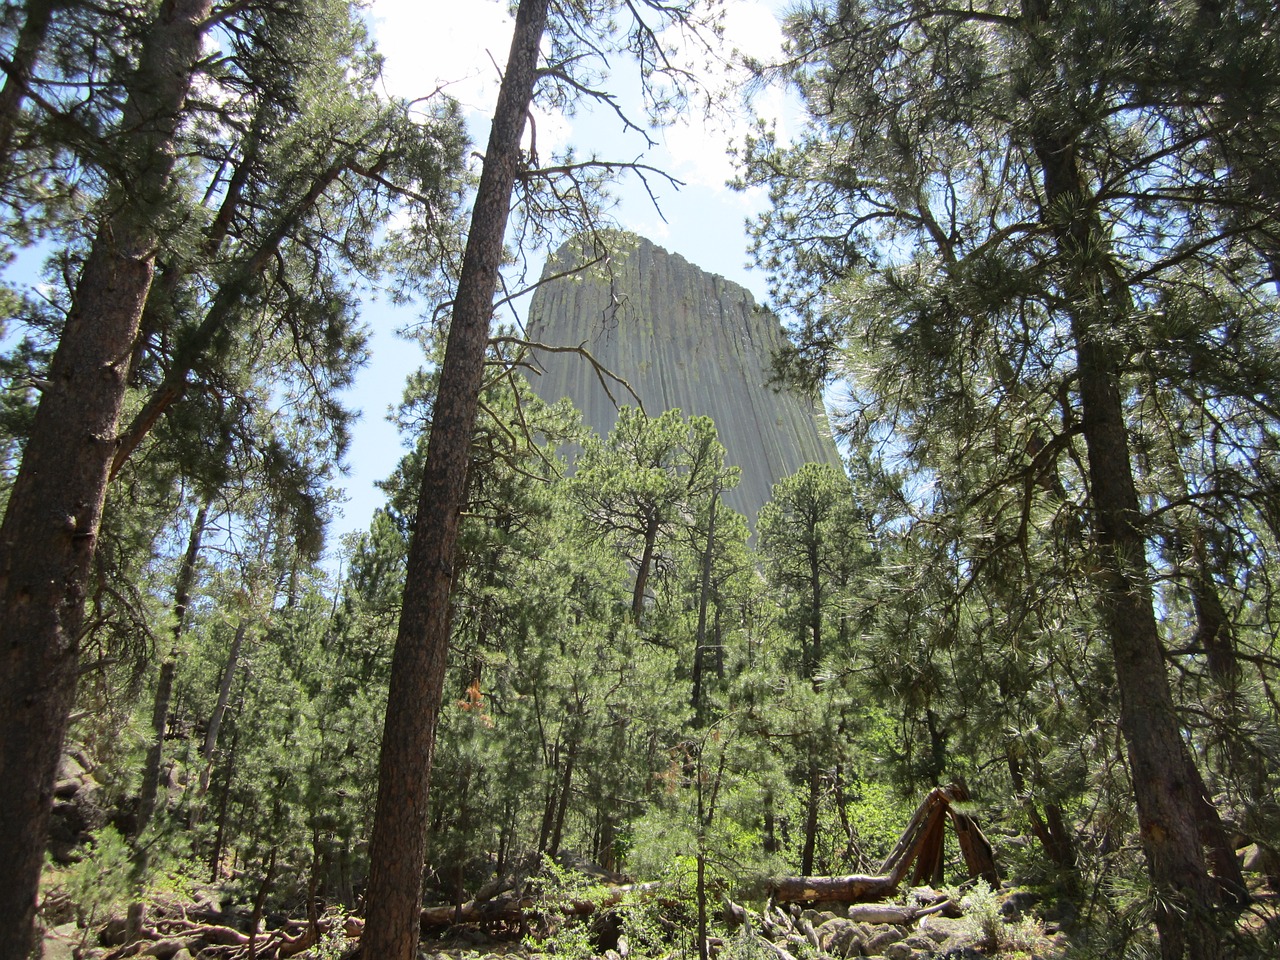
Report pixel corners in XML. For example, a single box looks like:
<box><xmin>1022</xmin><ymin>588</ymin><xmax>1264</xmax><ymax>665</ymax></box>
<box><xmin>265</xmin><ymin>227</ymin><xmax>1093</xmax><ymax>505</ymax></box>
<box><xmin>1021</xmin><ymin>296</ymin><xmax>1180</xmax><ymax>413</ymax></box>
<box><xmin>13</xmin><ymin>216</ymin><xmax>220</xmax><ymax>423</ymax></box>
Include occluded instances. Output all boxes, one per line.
<box><xmin>740</xmin><ymin>6</ymin><xmax>1280</xmax><ymax>948</ymax></box>
<box><xmin>524</xmin><ymin>857</ymin><xmax>610</xmax><ymax>959</ymax></box>
<box><xmin>757</xmin><ymin>462</ymin><xmax>867</xmax><ymax>673</ymax></box>
<box><xmin>719</xmin><ymin>924</ymin><xmax>784</xmax><ymax>960</ymax></box>
<box><xmin>945</xmin><ymin>879</ymin><xmax>1050</xmax><ymax>956</ymax></box>
<box><xmin>841</xmin><ymin>778</ymin><xmax>910</xmax><ymax>867</ymax></box>
<box><xmin>956</xmin><ymin>880</ymin><xmax>1003</xmax><ymax>951</ymax></box>
<box><xmin>570</xmin><ymin>406</ymin><xmax>740</xmax><ymax>623</ymax></box>
<box><xmin>11</xmin><ymin>10</ymin><xmax>1277</xmax><ymax>952</ymax></box>
<box><xmin>58</xmin><ymin>827</ymin><xmax>132</xmax><ymax>929</ymax></box>
<box><xmin>311</xmin><ymin>909</ymin><xmax>357</xmax><ymax>960</ymax></box>
<box><xmin>615</xmin><ymin>890</ymin><xmax>681</xmax><ymax>960</ymax></box>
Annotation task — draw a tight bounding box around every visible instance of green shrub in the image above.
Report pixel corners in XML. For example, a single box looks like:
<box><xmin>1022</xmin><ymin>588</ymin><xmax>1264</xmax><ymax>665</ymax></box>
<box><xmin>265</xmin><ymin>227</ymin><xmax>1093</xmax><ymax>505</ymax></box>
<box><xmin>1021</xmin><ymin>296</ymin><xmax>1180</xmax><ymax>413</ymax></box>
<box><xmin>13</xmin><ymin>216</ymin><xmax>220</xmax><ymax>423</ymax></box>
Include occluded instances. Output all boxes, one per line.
<box><xmin>60</xmin><ymin>826</ymin><xmax>132</xmax><ymax>929</ymax></box>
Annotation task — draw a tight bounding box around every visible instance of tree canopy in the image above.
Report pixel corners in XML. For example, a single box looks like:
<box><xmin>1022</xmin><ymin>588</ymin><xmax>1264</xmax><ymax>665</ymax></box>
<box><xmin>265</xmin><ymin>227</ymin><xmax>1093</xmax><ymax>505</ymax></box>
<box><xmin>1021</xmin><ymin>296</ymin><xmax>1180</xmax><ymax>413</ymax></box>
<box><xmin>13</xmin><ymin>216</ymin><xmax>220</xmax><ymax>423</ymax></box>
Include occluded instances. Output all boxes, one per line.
<box><xmin>2</xmin><ymin>2</ymin><xmax>1279</xmax><ymax>959</ymax></box>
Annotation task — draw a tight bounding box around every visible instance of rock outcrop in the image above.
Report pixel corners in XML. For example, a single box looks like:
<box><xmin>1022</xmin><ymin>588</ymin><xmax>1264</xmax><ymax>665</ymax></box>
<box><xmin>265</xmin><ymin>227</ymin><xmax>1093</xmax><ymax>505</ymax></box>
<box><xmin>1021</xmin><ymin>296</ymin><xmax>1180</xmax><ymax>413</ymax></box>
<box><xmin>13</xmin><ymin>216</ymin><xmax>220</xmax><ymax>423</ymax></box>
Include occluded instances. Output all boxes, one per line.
<box><xmin>523</xmin><ymin>233</ymin><xmax>841</xmax><ymax>526</ymax></box>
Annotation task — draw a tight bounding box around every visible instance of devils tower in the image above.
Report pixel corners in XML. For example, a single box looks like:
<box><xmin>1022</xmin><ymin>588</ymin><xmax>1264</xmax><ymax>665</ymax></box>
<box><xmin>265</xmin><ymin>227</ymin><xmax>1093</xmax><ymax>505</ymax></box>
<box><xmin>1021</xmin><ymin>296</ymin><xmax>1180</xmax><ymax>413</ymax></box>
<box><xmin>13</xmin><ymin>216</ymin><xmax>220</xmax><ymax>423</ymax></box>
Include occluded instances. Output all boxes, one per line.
<box><xmin>523</xmin><ymin>233</ymin><xmax>842</xmax><ymax>525</ymax></box>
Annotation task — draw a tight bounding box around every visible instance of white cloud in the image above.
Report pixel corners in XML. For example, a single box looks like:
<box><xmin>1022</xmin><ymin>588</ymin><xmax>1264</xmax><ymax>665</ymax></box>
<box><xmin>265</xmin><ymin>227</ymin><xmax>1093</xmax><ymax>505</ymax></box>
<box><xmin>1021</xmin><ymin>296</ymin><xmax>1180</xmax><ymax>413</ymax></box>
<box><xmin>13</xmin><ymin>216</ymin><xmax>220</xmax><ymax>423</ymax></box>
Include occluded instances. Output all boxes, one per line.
<box><xmin>372</xmin><ymin>0</ymin><xmax>577</xmax><ymax>155</ymax></box>
<box><xmin>371</xmin><ymin>0</ymin><xmax>796</xmax><ymax>178</ymax></box>
<box><xmin>371</xmin><ymin>0</ymin><xmax>510</xmax><ymax>112</ymax></box>
<box><xmin>651</xmin><ymin>1</ymin><xmax>798</xmax><ymax>195</ymax></box>
<box><xmin>723</xmin><ymin>0</ymin><xmax>789</xmax><ymax>67</ymax></box>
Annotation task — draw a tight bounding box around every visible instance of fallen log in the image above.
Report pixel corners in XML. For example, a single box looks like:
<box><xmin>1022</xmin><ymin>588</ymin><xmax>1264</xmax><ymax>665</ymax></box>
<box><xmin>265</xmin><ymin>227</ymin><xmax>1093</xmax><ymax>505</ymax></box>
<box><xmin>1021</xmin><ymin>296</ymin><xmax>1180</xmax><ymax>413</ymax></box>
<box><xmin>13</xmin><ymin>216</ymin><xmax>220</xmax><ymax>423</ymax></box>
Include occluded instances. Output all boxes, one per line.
<box><xmin>276</xmin><ymin>924</ymin><xmax>320</xmax><ymax>958</ymax></box>
<box><xmin>798</xmin><ymin>915</ymin><xmax>820</xmax><ymax>951</ymax></box>
<box><xmin>194</xmin><ymin>923</ymin><xmax>252</xmax><ymax>946</ymax></box>
<box><xmin>767</xmin><ymin>874</ymin><xmax>900</xmax><ymax>904</ymax></box>
<box><xmin>756</xmin><ymin>936</ymin><xmax>799</xmax><ymax>960</ymax></box>
<box><xmin>102</xmin><ymin>922</ymin><xmax>250</xmax><ymax>960</ymax></box>
<box><xmin>409</xmin><ymin>783</ymin><xmax>997</xmax><ymax>933</ymax></box>
<box><xmin>845</xmin><ymin>899</ymin><xmax>951</xmax><ymax>926</ymax></box>
<box><xmin>420</xmin><ymin>895</ymin><xmax>535</xmax><ymax>928</ymax></box>
<box><xmin>770</xmin><ymin>783</ymin><xmax>999</xmax><ymax>904</ymax></box>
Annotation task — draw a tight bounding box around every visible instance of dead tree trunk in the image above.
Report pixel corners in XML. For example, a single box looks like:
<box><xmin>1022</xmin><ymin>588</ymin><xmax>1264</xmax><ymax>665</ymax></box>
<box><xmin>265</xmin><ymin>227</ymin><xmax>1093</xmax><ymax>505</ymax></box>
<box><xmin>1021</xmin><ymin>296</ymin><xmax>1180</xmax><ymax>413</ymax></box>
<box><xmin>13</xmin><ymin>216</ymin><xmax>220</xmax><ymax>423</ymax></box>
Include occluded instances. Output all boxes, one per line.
<box><xmin>200</xmin><ymin>619</ymin><xmax>248</xmax><ymax>794</ymax></box>
<box><xmin>770</xmin><ymin>785</ymin><xmax>997</xmax><ymax>904</ymax></box>
<box><xmin>128</xmin><ymin>504</ymin><xmax>208</xmax><ymax>939</ymax></box>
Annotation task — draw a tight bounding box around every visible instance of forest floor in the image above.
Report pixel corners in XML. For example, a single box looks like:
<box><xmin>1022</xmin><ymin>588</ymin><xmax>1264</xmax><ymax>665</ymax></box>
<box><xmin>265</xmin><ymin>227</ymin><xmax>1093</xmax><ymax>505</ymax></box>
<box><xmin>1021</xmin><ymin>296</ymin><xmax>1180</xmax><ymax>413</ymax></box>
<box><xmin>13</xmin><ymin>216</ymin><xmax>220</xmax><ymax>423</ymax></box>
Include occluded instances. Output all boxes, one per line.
<box><xmin>34</xmin><ymin>855</ymin><xmax>1280</xmax><ymax>960</ymax></box>
<box><xmin>36</xmin><ymin>874</ymin><xmax>1077</xmax><ymax>960</ymax></box>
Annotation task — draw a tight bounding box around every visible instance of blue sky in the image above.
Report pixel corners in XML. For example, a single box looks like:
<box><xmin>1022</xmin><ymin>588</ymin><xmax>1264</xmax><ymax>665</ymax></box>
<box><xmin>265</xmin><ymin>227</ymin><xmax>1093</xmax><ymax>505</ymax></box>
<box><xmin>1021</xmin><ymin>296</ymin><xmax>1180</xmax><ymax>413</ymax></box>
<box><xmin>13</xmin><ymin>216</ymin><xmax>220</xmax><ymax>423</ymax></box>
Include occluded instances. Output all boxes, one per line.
<box><xmin>328</xmin><ymin>0</ymin><xmax>804</xmax><ymax>547</ymax></box>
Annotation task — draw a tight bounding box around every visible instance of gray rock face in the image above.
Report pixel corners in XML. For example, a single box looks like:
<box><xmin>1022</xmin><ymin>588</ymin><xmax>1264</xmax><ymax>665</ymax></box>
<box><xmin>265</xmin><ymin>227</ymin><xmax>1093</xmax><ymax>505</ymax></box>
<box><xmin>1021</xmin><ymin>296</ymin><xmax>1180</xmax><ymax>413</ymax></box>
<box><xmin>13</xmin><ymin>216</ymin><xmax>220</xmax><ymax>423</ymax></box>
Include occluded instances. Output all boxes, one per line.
<box><xmin>524</xmin><ymin>233</ymin><xmax>842</xmax><ymax>527</ymax></box>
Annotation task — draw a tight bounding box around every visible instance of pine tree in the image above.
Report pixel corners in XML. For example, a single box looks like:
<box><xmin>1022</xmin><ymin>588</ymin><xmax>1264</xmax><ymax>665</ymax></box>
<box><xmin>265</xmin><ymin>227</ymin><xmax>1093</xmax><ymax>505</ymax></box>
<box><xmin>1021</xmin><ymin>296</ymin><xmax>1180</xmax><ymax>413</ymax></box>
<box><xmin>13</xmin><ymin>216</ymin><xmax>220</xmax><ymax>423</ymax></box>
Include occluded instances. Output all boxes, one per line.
<box><xmin>0</xmin><ymin>6</ymin><xmax>216</xmax><ymax>951</ymax></box>
<box><xmin>741</xmin><ymin>1</ymin><xmax>1280</xmax><ymax>953</ymax></box>
<box><xmin>363</xmin><ymin>0</ymin><xmax>722</xmax><ymax>950</ymax></box>
<box><xmin>0</xmin><ymin>1</ymin><xmax>465</xmax><ymax>949</ymax></box>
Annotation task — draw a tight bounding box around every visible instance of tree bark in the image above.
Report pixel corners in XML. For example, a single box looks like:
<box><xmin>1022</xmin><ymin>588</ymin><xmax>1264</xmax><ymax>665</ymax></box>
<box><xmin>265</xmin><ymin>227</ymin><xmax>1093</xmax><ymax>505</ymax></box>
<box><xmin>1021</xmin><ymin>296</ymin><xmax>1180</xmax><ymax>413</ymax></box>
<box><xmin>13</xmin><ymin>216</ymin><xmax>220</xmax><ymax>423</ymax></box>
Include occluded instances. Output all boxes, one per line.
<box><xmin>0</xmin><ymin>0</ymin><xmax>62</xmax><ymax>177</ymax></box>
<box><xmin>360</xmin><ymin>0</ymin><xmax>551</xmax><ymax>956</ymax></box>
<box><xmin>946</xmin><ymin>806</ymin><xmax>999</xmax><ymax>888</ymax></box>
<box><xmin>690</xmin><ymin>486</ymin><xmax>718</xmax><ymax>723</ymax></box>
<box><xmin>800</xmin><ymin>761</ymin><xmax>821</xmax><ymax>877</ymax></box>
<box><xmin>547</xmin><ymin>739</ymin><xmax>577</xmax><ymax>858</ymax></box>
<box><xmin>632</xmin><ymin>511</ymin><xmax>660</xmax><ymax>623</ymax></box>
<box><xmin>0</xmin><ymin>3</ymin><xmax>213</xmax><ymax>955</ymax></box>
<box><xmin>200</xmin><ymin>618</ymin><xmax>248</xmax><ymax>794</ymax></box>
<box><xmin>1032</xmin><ymin>123</ymin><xmax>1225</xmax><ymax>959</ymax></box>
<box><xmin>769</xmin><ymin>872</ymin><xmax>900</xmax><ymax>904</ymax></box>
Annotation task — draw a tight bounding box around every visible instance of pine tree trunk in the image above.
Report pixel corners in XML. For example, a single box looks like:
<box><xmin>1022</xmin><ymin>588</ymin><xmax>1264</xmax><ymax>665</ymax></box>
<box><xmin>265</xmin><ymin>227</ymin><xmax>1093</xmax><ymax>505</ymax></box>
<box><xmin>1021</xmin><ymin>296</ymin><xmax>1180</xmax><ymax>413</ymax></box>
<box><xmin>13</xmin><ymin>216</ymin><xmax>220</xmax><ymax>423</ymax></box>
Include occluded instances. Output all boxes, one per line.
<box><xmin>138</xmin><ymin>505</ymin><xmax>207</xmax><ymax>828</ymax></box>
<box><xmin>548</xmin><ymin>740</ymin><xmax>577</xmax><ymax>858</ymax></box>
<box><xmin>632</xmin><ymin>511</ymin><xmax>661</xmax><ymax>623</ymax></box>
<box><xmin>803</xmin><ymin>538</ymin><xmax>822</xmax><ymax>678</ymax></box>
<box><xmin>1033</xmin><ymin>128</ymin><xmax>1225</xmax><ymax>960</ymax></box>
<box><xmin>1006</xmin><ymin>749</ymin><xmax>1077</xmax><ymax>875</ymax></box>
<box><xmin>0</xmin><ymin>3</ymin><xmax>213</xmax><ymax>955</ymax></box>
<box><xmin>690</xmin><ymin>488</ymin><xmax>718</xmax><ymax>723</ymax></box>
<box><xmin>694</xmin><ymin>740</ymin><xmax>713</xmax><ymax>960</ymax></box>
<box><xmin>127</xmin><ymin>504</ymin><xmax>207</xmax><ymax>940</ymax></box>
<box><xmin>800</xmin><ymin>761</ymin><xmax>822</xmax><ymax>876</ymax></box>
<box><xmin>200</xmin><ymin>619</ymin><xmax>248</xmax><ymax>794</ymax></box>
<box><xmin>538</xmin><ymin>776</ymin><xmax>558</xmax><ymax>854</ymax></box>
<box><xmin>208</xmin><ymin>715</ymin><xmax>242</xmax><ymax>883</ymax></box>
<box><xmin>360</xmin><ymin>1</ymin><xmax>551</xmax><ymax>956</ymax></box>
<box><xmin>0</xmin><ymin>0</ymin><xmax>59</xmax><ymax>172</ymax></box>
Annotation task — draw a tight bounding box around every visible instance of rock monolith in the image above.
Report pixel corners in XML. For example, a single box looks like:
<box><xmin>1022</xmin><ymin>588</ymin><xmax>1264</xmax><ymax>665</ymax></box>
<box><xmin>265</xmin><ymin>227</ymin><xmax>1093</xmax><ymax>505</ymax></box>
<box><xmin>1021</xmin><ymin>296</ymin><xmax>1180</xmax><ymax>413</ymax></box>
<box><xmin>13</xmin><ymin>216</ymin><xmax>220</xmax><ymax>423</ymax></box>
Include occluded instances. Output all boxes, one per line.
<box><xmin>524</xmin><ymin>233</ymin><xmax>842</xmax><ymax>526</ymax></box>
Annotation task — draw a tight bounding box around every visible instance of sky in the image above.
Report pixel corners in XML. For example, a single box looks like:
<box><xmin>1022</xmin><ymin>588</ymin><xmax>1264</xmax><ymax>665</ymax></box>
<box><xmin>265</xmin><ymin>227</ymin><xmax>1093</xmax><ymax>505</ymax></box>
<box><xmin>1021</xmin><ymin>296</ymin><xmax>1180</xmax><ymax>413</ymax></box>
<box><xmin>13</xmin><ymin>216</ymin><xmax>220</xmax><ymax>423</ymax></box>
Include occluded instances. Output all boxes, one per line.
<box><xmin>328</xmin><ymin>0</ymin><xmax>804</xmax><ymax>547</ymax></box>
